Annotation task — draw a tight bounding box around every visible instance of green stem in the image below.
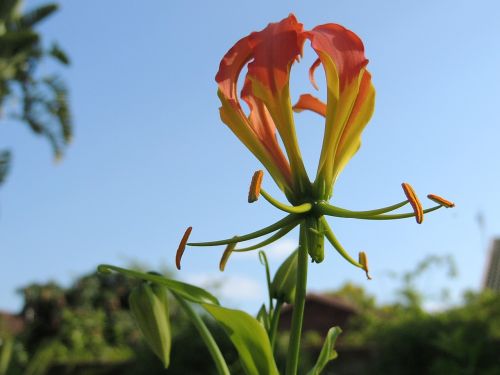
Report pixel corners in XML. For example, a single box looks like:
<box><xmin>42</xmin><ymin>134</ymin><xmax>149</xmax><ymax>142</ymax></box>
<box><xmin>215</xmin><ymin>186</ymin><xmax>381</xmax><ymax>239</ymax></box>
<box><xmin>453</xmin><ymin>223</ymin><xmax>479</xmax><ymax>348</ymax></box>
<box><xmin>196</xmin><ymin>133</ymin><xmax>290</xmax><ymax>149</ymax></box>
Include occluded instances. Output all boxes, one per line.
<box><xmin>188</xmin><ymin>214</ymin><xmax>300</xmax><ymax>247</ymax></box>
<box><xmin>269</xmin><ymin>301</ymin><xmax>283</xmax><ymax>351</ymax></box>
<box><xmin>260</xmin><ymin>189</ymin><xmax>312</xmax><ymax>214</ymax></box>
<box><xmin>173</xmin><ymin>293</ymin><xmax>230</xmax><ymax>375</ymax></box>
<box><xmin>285</xmin><ymin>223</ymin><xmax>309</xmax><ymax>375</ymax></box>
<box><xmin>259</xmin><ymin>251</ymin><xmax>274</xmax><ymax>312</ymax></box>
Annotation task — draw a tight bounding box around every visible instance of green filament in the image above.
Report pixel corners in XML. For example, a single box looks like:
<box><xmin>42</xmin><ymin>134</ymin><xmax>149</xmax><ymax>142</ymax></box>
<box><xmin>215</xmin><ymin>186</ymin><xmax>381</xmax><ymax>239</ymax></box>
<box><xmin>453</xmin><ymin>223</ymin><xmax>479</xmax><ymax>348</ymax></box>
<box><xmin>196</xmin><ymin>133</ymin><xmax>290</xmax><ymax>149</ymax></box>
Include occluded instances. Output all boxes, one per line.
<box><xmin>188</xmin><ymin>214</ymin><xmax>300</xmax><ymax>247</ymax></box>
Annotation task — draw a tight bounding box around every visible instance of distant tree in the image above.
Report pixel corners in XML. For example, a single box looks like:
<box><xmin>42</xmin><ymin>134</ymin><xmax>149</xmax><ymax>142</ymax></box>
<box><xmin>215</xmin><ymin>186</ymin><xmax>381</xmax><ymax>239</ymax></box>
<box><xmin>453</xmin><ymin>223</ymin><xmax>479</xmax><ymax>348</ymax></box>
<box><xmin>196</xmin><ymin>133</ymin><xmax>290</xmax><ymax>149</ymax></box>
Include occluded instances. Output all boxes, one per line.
<box><xmin>10</xmin><ymin>267</ymin><xmax>238</xmax><ymax>374</ymax></box>
<box><xmin>0</xmin><ymin>0</ymin><xmax>71</xmax><ymax>185</ymax></box>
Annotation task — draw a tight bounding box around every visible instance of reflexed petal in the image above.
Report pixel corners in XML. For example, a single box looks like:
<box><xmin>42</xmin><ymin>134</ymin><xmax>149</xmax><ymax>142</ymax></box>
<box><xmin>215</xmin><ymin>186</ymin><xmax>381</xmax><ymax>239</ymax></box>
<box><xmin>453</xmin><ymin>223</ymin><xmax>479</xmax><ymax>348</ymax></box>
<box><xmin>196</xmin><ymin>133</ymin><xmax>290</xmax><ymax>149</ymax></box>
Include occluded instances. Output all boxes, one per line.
<box><xmin>216</xmin><ymin>35</ymin><xmax>253</xmax><ymax>102</ymax></box>
<box><xmin>216</xmin><ymin>33</ymin><xmax>293</xmax><ymax>195</ymax></box>
<box><xmin>245</xmin><ymin>14</ymin><xmax>310</xmax><ymax>196</ymax></box>
<box><xmin>293</xmin><ymin>94</ymin><xmax>327</xmax><ymax>117</ymax></box>
<box><xmin>332</xmin><ymin>70</ymin><xmax>375</xmax><ymax>182</ymax></box>
<box><xmin>247</xmin><ymin>14</ymin><xmax>305</xmax><ymax>93</ymax></box>
<box><xmin>306</xmin><ymin>24</ymin><xmax>373</xmax><ymax>199</ymax></box>
<box><xmin>241</xmin><ymin>79</ymin><xmax>292</xmax><ymax>183</ymax></box>
<box><xmin>218</xmin><ymin>91</ymin><xmax>292</xmax><ymax>195</ymax></box>
<box><xmin>309</xmin><ymin>58</ymin><xmax>321</xmax><ymax>91</ymax></box>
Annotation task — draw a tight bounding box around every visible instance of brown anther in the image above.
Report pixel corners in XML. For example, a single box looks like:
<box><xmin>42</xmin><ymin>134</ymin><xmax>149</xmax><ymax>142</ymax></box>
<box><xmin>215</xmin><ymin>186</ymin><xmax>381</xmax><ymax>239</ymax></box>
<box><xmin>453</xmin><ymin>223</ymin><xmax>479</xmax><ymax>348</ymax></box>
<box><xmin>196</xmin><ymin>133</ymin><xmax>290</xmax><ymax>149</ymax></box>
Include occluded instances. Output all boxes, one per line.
<box><xmin>401</xmin><ymin>182</ymin><xmax>424</xmax><ymax>224</ymax></box>
<box><xmin>248</xmin><ymin>170</ymin><xmax>264</xmax><ymax>203</ymax></box>
<box><xmin>358</xmin><ymin>251</ymin><xmax>372</xmax><ymax>280</ymax></box>
<box><xmin>427</xmin><ymin>194</ymin><xmax>455</xmax><ymax>208</ymax></box>
<box><xmin>219</xmin><ymin>239</ymin><xmax>237</xmax><ymax>272</ymax></box>
<box><xmin>175</xmin><ymin>227</ymin><xmax>192</xmax><ymax>270</ymax></box>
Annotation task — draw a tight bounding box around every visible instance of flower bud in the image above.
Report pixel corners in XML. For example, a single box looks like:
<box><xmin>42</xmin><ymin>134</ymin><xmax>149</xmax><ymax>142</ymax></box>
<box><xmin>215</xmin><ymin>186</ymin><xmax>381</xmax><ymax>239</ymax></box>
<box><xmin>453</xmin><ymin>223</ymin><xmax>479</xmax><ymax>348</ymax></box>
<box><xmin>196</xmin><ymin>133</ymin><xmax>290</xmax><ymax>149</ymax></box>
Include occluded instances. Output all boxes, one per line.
<box><xmin>129</xmin><ymin>282</ymin><xmax>171</xmax><ymax>368</ymax></box>
<box><xmin>270</xmin><ymin>249</ymin><xmax>298</xmax><ymax>304</ymax></box>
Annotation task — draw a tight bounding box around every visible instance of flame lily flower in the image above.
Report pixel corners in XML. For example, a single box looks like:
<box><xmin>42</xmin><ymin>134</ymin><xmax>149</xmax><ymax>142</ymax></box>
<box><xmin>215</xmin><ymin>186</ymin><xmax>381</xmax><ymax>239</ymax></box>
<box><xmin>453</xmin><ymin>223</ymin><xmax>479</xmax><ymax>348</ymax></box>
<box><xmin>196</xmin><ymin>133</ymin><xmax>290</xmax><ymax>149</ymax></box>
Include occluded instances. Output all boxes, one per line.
<box><xmin>178</xmin><ymin>15</ymin><xmax>454</xmax><ymax>274</ymax></box>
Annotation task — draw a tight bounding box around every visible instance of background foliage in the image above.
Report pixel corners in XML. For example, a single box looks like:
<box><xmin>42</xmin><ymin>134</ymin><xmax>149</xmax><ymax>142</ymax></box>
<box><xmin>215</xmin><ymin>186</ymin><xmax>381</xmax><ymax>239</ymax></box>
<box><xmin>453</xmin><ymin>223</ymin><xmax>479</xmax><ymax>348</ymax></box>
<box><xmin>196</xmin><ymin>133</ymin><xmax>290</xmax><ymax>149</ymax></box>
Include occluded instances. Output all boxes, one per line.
<box><xmin>0</xmin><ymin>0</ymin><xmax>71</xmax><ymax>185</ymax></box>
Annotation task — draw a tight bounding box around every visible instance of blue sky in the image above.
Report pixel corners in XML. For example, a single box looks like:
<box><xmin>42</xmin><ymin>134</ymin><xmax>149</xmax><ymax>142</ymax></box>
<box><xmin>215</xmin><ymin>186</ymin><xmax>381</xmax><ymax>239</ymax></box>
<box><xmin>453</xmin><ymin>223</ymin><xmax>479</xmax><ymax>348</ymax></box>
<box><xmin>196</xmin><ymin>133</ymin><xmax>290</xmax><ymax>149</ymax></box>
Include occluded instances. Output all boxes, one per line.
<box><xmin>1</xmin><ymin>0</ymin><xmax>499</xmax><ymax>313</ymax></box>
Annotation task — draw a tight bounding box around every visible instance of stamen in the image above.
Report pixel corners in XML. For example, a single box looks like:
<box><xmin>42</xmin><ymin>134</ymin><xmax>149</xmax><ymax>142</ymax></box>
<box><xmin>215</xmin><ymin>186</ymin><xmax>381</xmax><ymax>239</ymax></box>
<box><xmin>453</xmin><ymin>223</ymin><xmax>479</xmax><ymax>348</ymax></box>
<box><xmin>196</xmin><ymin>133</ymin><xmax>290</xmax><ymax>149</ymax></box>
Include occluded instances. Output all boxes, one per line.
<box><xmin>401</xmin><ymin>182</ymin><xmax>424</xmax><ymax>224</ymax></box>
<box><xmin>358</xmin><ymin>252</ymin><xmax>372</xmax><ymax>280</ymax></box>
<box><xmin>260</xmin><ymin>188</ymin><xmax>312</xmax><ymax>214</ymax></box>
<box><xmin>356</xmin><ymin>205</ymin><xmax>442</xmax><ymax>220</ymax></box>
<box><xmin>248</xmin><ymin>170</ymin><xmax>264</xmax><ymax>203</ymax></box>
<box><xmin>320</xmin><ymin>217</ymin><xmax>363</xmax><ymax>269</ymax></box>
<box><xmin>318</xmin><ymin>200</ymin><xmax>409</xmax><ymax>218</ymax></box>
<box><xmin>188</xmin><ymin>214</ymin><xmax>299</xmax><ymax>247</ymax></box>
<box><xmin>219</xmin><ymin>238</ymin><xmax>237</xmax><ymax>271</ymax></box>
<box><xmin>234</xmin><ymin>223</ymin><xmax>297</xmax><ymax>252</ymax></box>
<box><xmin>427</xmin><ymin>194</ymin><xmax>455</xmax><ymax>208</ymax></box>
<box><xmin>175</xmin><ymin>226</ymin><xmax>192</xmax><ymax>270</ymax></box>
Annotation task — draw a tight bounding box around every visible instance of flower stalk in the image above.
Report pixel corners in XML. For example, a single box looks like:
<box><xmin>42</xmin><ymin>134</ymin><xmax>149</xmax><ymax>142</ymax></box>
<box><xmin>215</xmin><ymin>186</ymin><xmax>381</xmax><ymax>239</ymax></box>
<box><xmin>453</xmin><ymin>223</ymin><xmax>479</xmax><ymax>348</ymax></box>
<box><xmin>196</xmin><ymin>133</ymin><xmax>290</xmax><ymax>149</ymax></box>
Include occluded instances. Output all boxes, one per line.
<box><xmin>286</xmin><ymin>224</ymin><xmax>309</xmax><ymax>375</ymax></box>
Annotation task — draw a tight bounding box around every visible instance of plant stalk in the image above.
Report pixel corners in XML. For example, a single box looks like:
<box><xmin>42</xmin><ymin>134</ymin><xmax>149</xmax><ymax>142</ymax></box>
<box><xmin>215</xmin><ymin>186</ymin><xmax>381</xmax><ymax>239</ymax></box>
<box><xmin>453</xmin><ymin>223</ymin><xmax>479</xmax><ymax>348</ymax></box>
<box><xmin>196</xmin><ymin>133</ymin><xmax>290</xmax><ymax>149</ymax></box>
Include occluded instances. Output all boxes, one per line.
<box><xmin>174</xmin><ymin>293</ymin><xmax>231</xmax><ymax>375</ymax></box>
<box><xmin>269</xmin><ymin>301</ymin><xmax>283</xmax><ymax>351</ymax></box>
<box><xmin>285</xmin><ymin>223</ymin><xmax>309</xmax><ymax>375</ymax></box>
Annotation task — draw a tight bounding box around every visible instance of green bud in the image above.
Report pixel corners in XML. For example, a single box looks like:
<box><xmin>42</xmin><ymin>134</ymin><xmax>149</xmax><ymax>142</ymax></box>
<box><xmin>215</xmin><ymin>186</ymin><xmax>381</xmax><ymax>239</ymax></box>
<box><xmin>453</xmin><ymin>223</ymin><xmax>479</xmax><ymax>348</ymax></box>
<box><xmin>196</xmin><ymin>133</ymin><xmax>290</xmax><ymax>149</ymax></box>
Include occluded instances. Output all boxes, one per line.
<box><xmin>270</xmin><ymin>249</ymin><xmax>298</xmax><ymax>304</ymax></box>
<box><xmin>305</xmin><ymin>216</ymin><xmax>325</xmax><ymax>263</ymax></box>
<box><xmin>129</xmin><ymin>282</ymin><xmax>171</xmax><ymax>368</ymax></box>
<box><xmin>256</xmin><ymin>304</ymin><xmax>270</xmax><ymax>331</ymax></box>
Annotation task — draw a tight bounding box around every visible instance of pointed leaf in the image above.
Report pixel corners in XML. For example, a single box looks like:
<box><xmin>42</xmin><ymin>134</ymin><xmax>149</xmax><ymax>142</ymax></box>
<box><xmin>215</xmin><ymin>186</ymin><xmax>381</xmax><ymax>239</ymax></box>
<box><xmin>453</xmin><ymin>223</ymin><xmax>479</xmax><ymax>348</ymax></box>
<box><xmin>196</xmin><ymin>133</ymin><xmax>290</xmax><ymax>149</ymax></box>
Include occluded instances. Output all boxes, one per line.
<box><xmin>97</xmin><ymin>264</ymin><xmax>219</xmax><ymax>305</ymax></box>
<box><xmin>307</xmin><ymin>327</ymin><xmax>342</xmax><ymax>375</ymax></box>
<box><xmin>49</xmin><ymin>43</ymin><xmax>70</xmax><ymax>65</ymax></box>
<box><xmin>129</xmin><ymin>283</ymin><xmax>171</xmax><ymax>367</ymax></box>
<box><xmin>202</xmin><ymin>304</ymin><xmax>279</xmax><ymax>375</ymax></box>
<box><xmin>18</xmin><ymin>4</ymin><xmax>58</xmax><ymax>28</ymax></box>
<box><xmin>270</xmin><ymin>248</ymin><xmax>298</xmax><ymax>303</ymax></box>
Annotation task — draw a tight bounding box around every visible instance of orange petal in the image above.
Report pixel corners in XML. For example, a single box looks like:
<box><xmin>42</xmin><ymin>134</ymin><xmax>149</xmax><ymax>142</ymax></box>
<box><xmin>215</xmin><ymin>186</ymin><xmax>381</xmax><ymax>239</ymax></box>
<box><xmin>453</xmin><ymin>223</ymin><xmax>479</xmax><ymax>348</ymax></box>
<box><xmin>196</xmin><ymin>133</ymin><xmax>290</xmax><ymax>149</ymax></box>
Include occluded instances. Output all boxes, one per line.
<box><xmin>402</xmin><ymin>183</ymin><xmax>424</xmax><ymax>224</ymax></box>
<box><xmin>241</xmin><ymin>79</ymin><xmax>292</xmax><ymax>184</ymax></box>
<box><xmin>307</xmin><ymin>24</ymin><xmax>368</xmax><ymax>91</ymax></box>
<box><xmin>216</xmin><ymin>36</ymin><xmax>252</xmax><ymax>102</ymax></box>
<box><xmin>175</xmin><ymin>227</ymin><xmax>192</xmax><ymax>270</ymax></box>
<box><xmin>247</xmin><ymin>14</ymin><xmax>305</xmax><ymax>93</ymax></box>
<box><xmin>306</xmin><ymin>24</ymin><xmax>372</xmax><ymax>198</ymax></box>
<box><xmin>333</xmin><ymin>70</ymin><xmax>375</xmax><ymax>179</ymax></box>
<box><xmin>309</xmin><ymin>58</ymin><xmax>321</xmax><ymax>91</ymax></box>
<box><xmin>243</xmin><ymin>14</ymin><xmax>309</xmax><ymax>195</ymax></box>
<box><xmin>215</xmin><ymin>31</ymin><xmax>293</xmax><ymax>195</ymax></box>
<box><xmin>293</xmin><ymin>93</ymin><xmax>327</xmax><ymax>117</ymax></box>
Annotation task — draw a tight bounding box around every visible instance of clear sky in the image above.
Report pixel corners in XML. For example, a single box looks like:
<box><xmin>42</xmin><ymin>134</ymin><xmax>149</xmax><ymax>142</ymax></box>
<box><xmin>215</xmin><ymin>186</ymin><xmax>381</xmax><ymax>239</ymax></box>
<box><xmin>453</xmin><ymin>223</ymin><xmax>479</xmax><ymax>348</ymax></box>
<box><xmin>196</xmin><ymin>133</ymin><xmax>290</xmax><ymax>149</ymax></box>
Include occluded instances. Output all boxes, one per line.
<box><xmin>1</xmin><ymin>0</ymin><xmax>499</xmax><ymax>313</ymax></box>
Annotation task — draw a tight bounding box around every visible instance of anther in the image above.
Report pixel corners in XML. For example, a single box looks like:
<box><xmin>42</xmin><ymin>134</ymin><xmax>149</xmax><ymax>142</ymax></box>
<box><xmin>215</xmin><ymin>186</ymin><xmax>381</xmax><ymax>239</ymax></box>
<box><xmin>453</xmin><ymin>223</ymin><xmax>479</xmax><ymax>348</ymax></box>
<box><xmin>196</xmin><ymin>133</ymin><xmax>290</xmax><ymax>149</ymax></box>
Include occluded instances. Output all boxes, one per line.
<box><xmin>427</xmin><ymin>194</ymin><xmax>455</xmax><ymax>208</ymax></box>
<box><xmin>248</xmin><ymin>170</ymin><xmax>264</xmax><ymax>203</ymax></box>
<box><xmin>175</xmin><ymin>226</ymin><xmax>192</xmax><ymax>270</ymax></box>
<box><xmin>219</xmin><ymin>238</ymin><xmax>237</xmax><ymax>272</ymax></box>
<box><xmin>358</xmin><ymin>251</ymin><xmax>372</xmax><ymax>280</ymax></box>
<box><xmin>401</xmin><ymin>182</ymin><xmax>424</xmax><ymax>224</ymax></box>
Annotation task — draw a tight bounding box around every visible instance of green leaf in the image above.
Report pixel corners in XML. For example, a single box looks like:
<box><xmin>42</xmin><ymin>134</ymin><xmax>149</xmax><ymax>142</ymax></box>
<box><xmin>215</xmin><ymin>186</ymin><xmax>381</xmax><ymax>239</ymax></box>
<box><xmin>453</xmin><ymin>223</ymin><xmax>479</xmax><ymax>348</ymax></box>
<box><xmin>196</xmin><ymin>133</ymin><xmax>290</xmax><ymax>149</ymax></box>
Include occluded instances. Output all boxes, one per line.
<box><xmin>307</xmin><ymin>327</ymin><xmax>342</xmax><ymax>375</ymax></box>
<box><xmin>0</xmin><ymin>31</ymin><xmax>39</xmax><ymax>57</ymax></box>
<box><xmin>0</xmin><ymin>0</ymin><xmax>18</xmax><ymax>20</ymax></box>
<box><xmin>129</xmin><ymin>283</ymin><xmax>171</xmax><ymax>368</ymax></box>
<box><xmin>270</xmin><ymin>248</ymin><xmax>298</xmax><ymax>303</ymax></box>
<box><xmin>97</xmin><ymin>264</ymin><xmax>219</xmax><ymax>305</ymax></box>
<box><xmin>0</xmin><ymin>337</ymin><xmax>13</xmax><ymax>375</ymax></box>
<box><xmin>202</xmin><ymin>304</ymin><xmax>279</xmax><ymax>375</ymax></box>
<box><xmin>18</xmin><ymin>4</ymin><xmax>58</xmax><ymax>29</ymax></box>
<box><xmin>49</xmin><ymin>43</ymin><xmax>70</xmax><ymax>65</ymax></box>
